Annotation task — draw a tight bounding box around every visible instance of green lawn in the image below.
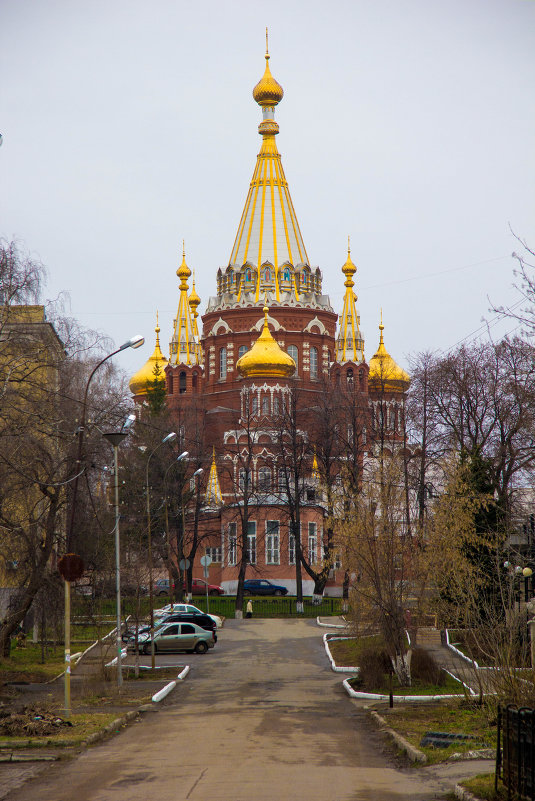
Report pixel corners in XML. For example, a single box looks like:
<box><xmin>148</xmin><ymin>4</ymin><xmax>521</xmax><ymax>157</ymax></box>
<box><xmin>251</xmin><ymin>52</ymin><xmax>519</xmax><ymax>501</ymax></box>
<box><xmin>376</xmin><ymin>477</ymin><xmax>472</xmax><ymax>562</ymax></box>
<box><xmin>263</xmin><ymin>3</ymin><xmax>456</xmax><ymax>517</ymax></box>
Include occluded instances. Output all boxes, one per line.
<box><xmin>0</xmin><ymin>643</ymin><xmax>66</xmax><ymax>682</ymax></box>
<box><xmin>349</xmin><ymin>672</ymin><xmax>465</xmax><ymax>696</ymax></box>
<box><xmin>381</xmin><ymin>701</ymin><xmax>496</xmax><ymax>764</ymax></box>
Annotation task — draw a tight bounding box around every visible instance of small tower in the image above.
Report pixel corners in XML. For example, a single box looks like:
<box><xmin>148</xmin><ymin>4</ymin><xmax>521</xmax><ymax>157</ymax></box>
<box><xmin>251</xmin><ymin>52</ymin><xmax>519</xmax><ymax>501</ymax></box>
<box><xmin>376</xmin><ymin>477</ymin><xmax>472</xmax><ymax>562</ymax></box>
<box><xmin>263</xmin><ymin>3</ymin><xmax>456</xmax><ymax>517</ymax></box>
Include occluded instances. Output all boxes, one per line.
<box><xmin>167</xmin><ymin>245</ymin><xmax>203</xmax><ymax>399</ymax></box>
<box><xmin>335</xmin><ymin>241</ymin><xmax>365</xmax><ymax>364</ymax></box>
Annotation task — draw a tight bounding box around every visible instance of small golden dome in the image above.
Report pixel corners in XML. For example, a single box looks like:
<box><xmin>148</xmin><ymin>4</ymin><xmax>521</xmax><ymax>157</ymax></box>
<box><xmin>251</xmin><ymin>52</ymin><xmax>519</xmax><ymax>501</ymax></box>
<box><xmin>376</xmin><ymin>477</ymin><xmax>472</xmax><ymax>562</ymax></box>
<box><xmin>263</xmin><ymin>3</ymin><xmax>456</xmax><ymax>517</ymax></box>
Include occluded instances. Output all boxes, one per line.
<box><xmin>237</xmin><ymin>306</ymin><xmax>295</xmax><ymax>379</ymax></box>
<box><xmin>189</xmin><ymin>275</ymin><xmax>201</xmax><ymax>311</ymax></box>
<box><xmin>129</xmin><ymin>314</ymin><xmax>168</xmax><ymax>396</ymax></box>
<box><xmin>253</xmin><ymin>53</ymin><xmax>284</xmax><ymax>107</ymax></box>
<box><xmin>342</xmin><ymin>239</ymin><xmax>357</xmax><ymax>286</ymax></box>
<box><xmin>177</xmin><ymin>243</ymin><xmax>191</xmax><ymax>282</ymax></box>
<box><xmin>368</xmin><ymin>317</ymin><xmax>410</xmax><ymax>393</ymax></box>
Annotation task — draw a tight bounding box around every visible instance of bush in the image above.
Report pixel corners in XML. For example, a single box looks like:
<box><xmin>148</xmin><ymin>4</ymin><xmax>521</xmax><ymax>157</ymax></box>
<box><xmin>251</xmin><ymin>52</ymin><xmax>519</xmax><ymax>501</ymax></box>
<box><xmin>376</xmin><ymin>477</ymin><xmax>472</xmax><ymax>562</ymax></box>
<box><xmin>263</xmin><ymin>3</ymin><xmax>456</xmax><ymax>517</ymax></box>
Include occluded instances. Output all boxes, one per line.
<box><xmin>358</xmin><ymin>644</ymin><xmax>391</xmax><ymax>689</ymax></box>
<box><xmin>411</xmin><ymin>647</ymin><xmax>445</xmax><ymax>686</ymax></box>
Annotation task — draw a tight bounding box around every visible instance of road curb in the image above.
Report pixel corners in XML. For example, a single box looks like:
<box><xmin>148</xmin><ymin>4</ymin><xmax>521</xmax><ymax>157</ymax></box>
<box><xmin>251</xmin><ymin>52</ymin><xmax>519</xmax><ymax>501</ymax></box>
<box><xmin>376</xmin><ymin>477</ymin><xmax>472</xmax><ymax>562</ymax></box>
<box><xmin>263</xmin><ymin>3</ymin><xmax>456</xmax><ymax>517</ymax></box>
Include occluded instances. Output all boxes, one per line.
<box><xmin>368</xmin><ymin>709</ymin><xmax>427</xmax><ymax>764</ymax></box>
<box><xmin>454</xmin><ymin>783</ymin><xmax>483</xmax><ymax>800</ymax></box>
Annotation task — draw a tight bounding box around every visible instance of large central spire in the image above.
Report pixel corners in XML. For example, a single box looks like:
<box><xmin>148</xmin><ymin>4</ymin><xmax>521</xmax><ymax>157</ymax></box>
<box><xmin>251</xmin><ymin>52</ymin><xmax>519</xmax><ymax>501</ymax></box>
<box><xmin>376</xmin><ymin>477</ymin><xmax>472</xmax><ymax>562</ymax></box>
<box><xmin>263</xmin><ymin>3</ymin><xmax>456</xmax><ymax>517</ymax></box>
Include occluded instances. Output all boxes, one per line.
<box><xmin>207</xmin><ymin>38</ymin><xmax>332</xmax><ymax>313</ymax></box>
<box><xmin>229</xmin><ymin>43</ymin><xmax>309</xmax><ymax>288</ymax></box>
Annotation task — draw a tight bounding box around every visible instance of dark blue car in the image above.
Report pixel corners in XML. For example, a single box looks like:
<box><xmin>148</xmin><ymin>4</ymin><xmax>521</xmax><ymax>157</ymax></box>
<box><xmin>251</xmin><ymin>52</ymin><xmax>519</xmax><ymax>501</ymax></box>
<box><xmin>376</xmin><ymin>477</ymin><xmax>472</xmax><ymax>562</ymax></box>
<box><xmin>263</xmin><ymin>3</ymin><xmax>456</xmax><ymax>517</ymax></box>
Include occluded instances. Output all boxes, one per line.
<box><xmin>243</xmin><ymin>579</ymin><xmax>288</xmax><ymax>596</ymax></box>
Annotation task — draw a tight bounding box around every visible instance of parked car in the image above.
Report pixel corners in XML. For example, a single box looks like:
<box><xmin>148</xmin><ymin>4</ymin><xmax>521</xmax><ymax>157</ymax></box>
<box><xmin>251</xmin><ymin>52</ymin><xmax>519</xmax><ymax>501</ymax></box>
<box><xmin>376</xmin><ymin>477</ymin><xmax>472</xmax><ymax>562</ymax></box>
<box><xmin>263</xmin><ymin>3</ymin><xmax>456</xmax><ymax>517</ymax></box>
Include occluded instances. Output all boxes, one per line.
<box><xmin>243</xmin><ymin>579</ymin><xmax>288</xmax><ymax>596</ymax></box>
<box><xmin>154</xmin><ymin>603</ymin><xmax>223</xmax><ymax>628</ymax></box>
<box><xmin>153</xmin><ymin>577</ymin><xmax>224</xmax><ymax>597</ymax></box>
<box><xmin>128</xmin><ymin>622</ymin><xmax>215</xmax><ymax>654</ymax></box>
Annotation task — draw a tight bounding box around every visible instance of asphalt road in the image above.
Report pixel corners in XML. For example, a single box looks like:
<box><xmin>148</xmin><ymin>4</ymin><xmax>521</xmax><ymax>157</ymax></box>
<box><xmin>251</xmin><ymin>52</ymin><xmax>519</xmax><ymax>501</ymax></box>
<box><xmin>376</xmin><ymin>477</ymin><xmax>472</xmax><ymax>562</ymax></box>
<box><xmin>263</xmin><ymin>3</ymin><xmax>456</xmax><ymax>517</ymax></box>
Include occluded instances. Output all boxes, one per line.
<box><xmin>5</xmin><ymin>618</ymin><xmax>491</xmax><ymax>800</ymax></box>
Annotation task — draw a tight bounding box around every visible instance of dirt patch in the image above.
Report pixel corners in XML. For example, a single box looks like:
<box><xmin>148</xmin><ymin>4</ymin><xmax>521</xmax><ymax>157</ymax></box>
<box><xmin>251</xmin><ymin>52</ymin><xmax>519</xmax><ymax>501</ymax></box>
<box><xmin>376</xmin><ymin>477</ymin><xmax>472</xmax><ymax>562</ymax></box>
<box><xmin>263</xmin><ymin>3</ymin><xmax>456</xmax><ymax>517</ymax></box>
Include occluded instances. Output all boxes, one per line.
<box><xmin>0</xmin><ymin>706</ymin><xmax>73</xmax><ymax>737</ymax></box>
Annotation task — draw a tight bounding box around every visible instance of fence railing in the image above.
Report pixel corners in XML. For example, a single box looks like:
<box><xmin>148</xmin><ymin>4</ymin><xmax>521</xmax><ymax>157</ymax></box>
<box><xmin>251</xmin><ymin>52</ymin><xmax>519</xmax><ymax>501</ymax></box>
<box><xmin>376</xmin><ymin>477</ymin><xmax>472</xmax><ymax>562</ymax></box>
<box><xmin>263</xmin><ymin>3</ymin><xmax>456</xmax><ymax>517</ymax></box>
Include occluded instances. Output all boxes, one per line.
<box><xmin>73</xmin><ymin>595</ymin><xmax>344</xmax><ymax>619</ymax></box>
<box><xmin>497</xmin><ymin>704</ymin><xmax>535</xmax><ymax>800</ymax></box>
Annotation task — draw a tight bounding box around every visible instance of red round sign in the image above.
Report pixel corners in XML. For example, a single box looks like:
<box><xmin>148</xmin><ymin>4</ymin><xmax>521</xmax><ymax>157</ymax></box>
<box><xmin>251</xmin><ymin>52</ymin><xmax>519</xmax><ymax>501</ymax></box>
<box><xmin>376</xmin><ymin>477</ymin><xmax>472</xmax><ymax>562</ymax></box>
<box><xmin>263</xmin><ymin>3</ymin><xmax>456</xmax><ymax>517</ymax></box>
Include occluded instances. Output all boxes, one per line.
<box><xmin>58</xmin><ymin>553</ymin><xmax>85</xmax><ymax>582</ymax></box>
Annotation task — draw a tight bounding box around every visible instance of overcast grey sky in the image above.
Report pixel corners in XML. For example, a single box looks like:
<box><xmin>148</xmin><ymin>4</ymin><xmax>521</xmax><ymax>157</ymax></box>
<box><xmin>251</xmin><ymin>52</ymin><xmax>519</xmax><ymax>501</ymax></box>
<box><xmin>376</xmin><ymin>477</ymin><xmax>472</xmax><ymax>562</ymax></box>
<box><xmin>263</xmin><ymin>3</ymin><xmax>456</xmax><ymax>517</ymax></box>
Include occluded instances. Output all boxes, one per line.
<box><xmin>2</xmin><ymin>0</ymin><xmax>534</xmax><ymax>379</ymax></box>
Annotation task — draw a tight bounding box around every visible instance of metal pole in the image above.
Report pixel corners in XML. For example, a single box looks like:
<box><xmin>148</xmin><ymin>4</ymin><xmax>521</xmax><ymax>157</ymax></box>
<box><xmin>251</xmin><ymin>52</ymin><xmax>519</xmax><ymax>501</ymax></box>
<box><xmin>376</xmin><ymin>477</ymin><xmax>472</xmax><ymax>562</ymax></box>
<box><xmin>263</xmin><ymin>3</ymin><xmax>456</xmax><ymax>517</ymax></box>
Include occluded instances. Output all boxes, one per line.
<box><xmin>113</xmin><ymin>443</ymin><xmax>123</xmax><ymax>687</ymax></box>
<box><xmin>145</xmin><ymin>459</ymin><xmax>155</xmax><ymax>670</ymax></box>
<box><xmin>64</xmin><ymin>580</ymin><xmax>71</xmax><ymax>718</ymax></box>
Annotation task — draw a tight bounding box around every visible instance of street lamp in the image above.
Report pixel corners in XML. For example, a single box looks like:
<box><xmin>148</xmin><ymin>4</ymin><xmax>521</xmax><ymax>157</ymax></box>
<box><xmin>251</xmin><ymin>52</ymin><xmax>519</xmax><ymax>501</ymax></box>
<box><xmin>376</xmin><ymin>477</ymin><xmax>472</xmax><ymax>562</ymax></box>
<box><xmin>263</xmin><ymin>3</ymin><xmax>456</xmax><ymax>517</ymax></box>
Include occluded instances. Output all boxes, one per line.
<box><xmin>145</xmin><ymin>433</ymin><xmax>178</xmax><ymax>669</ymax></box>
<box><xmin>181</xmin><ymin>467</ymin><xmax>204</xmax><ymax>602</ymax></box>
<box><xmin>60</xmin><ymin>336</ymin><xmax>144</xmax><ymax>718</ymax></box>
<box><xmin>102</xmin><ymin>413</ymin><xmax>136</xmax><ymax>688</ymax></box>
<box><xmin>163</xmin><ymin>452</ymin><xmax>190</xmax><ymax>610</ymax></box>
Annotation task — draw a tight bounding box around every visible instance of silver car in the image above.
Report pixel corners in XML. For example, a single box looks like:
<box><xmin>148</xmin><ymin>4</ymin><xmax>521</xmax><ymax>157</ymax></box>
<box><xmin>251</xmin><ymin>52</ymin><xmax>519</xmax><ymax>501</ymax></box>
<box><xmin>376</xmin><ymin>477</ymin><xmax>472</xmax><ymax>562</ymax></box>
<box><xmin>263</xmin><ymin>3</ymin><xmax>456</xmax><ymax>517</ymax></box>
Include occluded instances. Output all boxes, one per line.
<box><xmin>132</xmin><ymin>622</ymin><xmax>215</xmax><ymax>655</ymax></box>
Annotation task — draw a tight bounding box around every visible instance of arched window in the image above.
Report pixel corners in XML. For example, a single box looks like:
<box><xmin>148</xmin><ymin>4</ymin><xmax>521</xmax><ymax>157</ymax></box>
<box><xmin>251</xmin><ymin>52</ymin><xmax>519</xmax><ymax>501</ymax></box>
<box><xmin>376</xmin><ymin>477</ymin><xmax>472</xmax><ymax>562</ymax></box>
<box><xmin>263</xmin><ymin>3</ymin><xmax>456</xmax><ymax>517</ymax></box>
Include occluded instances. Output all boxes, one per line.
<box><xmin>251</xmin><ymin>395</ymin><xmax>258</xmax><ymax>416</ymax></box>
<box><xmin>262</xmin><ymin>395</ymin><xmax>270</xmax><ymax>415</ymax></box>
<box><xmin>192</xmin><ymin>373</ymin><xmax>198</xmax><ymax>392</ymax></box>
<box><xmin>179</xmin><ymin>371</ymin><xmax>187</xmax><ymax>394</ymax></box>
<box><xmin>219</xmin><ymin>347</ymin><xmax>227</xmax><ymax>380</ymax></box>
<box><xmin>310</xmin><ymin>346</ymin><xmax>318</xmax><ymax>379</ymax></box>
<box><xmin>347</xmin><ymin>368</ymin><xmax>353</xmax><ymax>385</ymax></box>
<box><xmin>258</xmin><ymin>467</ymin><xmax>271</xmax><ymax>492</ymax></box>
<box><xmin>273</xmin><ymin>395</ymin><xmax>280</xmax><ymax>415</ymax></box>
<box><xmin>288</xmin><ymin>344</ymin><xmax>298</xmax><ymax>371</ymax></box>
<box><xmin>238</xmin><ymin>345</ymin><xmax>248</xmax><ymax>360</ymax></box>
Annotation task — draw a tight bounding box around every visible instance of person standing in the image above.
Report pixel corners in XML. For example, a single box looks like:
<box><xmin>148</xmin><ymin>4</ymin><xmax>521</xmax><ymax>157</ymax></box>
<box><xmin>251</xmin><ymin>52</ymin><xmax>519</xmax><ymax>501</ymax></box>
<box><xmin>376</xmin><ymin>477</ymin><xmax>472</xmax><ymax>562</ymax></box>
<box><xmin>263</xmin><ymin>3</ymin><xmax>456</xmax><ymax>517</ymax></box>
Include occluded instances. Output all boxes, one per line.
<box><xmin>245</xmin><ymin>599</ymin><xmax>253</xmax><ymax>619</ymax></box>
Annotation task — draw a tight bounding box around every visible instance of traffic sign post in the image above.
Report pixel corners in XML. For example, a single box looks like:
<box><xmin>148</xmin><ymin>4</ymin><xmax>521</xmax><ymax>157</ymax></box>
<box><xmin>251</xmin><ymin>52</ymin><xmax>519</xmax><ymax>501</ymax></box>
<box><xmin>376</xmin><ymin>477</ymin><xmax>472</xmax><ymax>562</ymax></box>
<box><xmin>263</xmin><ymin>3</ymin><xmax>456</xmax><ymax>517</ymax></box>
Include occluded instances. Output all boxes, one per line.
<box><xmin>200</xmin><ymin>554</ymin><xmax>212</xmax><ymax>611</ymax></box>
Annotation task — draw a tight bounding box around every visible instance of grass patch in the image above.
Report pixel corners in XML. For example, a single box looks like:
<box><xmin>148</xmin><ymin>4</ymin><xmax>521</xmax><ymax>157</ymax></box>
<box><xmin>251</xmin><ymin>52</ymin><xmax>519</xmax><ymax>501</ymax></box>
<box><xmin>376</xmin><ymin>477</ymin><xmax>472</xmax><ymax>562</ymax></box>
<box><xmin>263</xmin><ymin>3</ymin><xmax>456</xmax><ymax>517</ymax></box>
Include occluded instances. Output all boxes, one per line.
<box><xmin>0</xmin><ymin>711</ymin><xmax>119</xmax><ymax>748</ymax></box>
<box><xmin>381</xmin><ymin>700</ymin><xmax>496</xmax><ymax>764</ymax></box>
<box><xmin>0</xmin><ymin>643</ymin><xmax>66</xmax><ymax>682</ymax></box>
<box><xmin>328</xmin><ymin>635</ymin><xmax>382</xmax><ymax>666</ymax></box>
<box><xmin>459</xmin><ymin>773</ymin><xmax>507</xmax><ymax>800</ymax></box>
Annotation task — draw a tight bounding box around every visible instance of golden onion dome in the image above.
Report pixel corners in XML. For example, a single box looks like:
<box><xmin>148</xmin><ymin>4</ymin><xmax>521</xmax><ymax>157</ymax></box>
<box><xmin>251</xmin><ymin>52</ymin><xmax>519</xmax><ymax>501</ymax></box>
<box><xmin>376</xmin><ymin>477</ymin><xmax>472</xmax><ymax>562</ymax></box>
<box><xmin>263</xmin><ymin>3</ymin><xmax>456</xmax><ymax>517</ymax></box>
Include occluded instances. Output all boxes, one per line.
<box><xmin>129</xmin><ymin>315</ymin><xmax>168</xmax><ymax>396</ymax></box>
<box><xmin>253</xmin><ymin>52</ymin><xmax>284</xmax><ymax>107</ymax></box>
<box><xmin>177</xmin><ymin>243</ymin><xmax>191</xmax><ymax>282</ymax></box>
<box><xmin>368</xmin><ymin>318</ymin><xmax>410</xmax><ymax>393</ymax></box>
<box><xmin>189</xmin><ymin>275</ymin><xmax>201</xmax><ymax>312</ymax></box>
<box><xmin>237</xmin><ymin>306</ymin><xmax>296</xmax><ymax>379</ymax></box>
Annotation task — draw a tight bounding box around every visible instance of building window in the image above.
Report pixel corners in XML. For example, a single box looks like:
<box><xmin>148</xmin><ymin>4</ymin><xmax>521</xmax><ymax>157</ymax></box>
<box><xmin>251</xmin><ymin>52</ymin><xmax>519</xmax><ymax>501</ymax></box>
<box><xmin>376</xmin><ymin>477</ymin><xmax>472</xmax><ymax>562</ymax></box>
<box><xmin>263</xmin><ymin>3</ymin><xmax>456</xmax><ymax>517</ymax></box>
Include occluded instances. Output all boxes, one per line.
<box><xmin>288</xmin><ymin>344</ymin><xmax>298</xmax><ymax>371</ymax></box>
<box><xmin>258</xmin><ymin>467</ymin><xmax>271</xmax><ymax>493</ymax></box>
<box><xmin>219</xmin><ymin>347</ymin><xmax>227</xmax><ymax>379</ymax></box>
<box><xmin>289</xmin><ymin>531</ymin><xmax>296</xmax><ymax>565</ymax></box>
<box><xmin>261</xmin><ymin>395</ymin><xmax>270</xmax><ymax>415</ymax></box>
<box><xmin>239</xmin><ymin>468</ymin><xmax>251</xmax><ymax>494</ymax></box>
<box><xmin>308</xmin><ymin>522</ymin><xmax>317</xmax><ymax>564</ymax></box>
<box><xmin>192</xmin><ymin>373</ymin><xmax>198</xmax><ymax>392</ymax></box>
<box><xmin>273</xmin><ymin>395</ymin><xmax>280</xmax><ymax>415</ymax></box>
<box><xmin>179</xmin><ymin>370</ymin><xmax>187</xmax><ymax>393</ymax></box>
<box><xmin>278</xmin><ymin>468</ymin><xmax>287</xmax><ymax>493</ymax></box>
<box><xmin>206</xmin><ymin>545</ymin><xmax>222</xmax><ymax>563</ymax></box>
<box><xmin>347</xmin><ymin>368</ymin><xmax>353</xmax><ymax>385</ymax></box>
<box><xmin>228</xmin><ymin>523</ymin><xmax>237</xmax><ymax>566</ymax></box>
<box><xmin>167</xmin><ymin>372</ymin><xmax>174</xmax><ymax>394</ymax></box>
<box><xmin>266</xmin><ymin>521</ymin><xmax>280</xmax><ymax>564</ymax></box>
<box><xmin>246</xmin><ymin>521</ymin><xmax>256</xmax><ymax>564</ymax></box>
<box><xmin>238</xmin><ymin>345</ymin><xmax>247</xmax><ymax>360</ymax></box>
<box><xmin>251</xmin><ymin>395</ymin><xmax>258</xmax><ymax>416</ymax></box>
<box><xmin>310</xmin><ymin>346</ymin><xmax>318</xmax><ymax>379</ymax></box>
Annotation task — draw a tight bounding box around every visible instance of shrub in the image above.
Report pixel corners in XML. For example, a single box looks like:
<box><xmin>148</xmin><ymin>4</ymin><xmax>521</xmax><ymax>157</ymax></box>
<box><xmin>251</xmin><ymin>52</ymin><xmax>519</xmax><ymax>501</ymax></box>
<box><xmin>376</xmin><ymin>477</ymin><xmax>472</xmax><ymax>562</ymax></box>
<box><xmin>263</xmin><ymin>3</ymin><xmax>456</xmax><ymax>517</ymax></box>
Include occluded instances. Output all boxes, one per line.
<box><xmin>358</xmin><ymin>644</ymin><xmax>391</xmax><ymax>690</ymax></box>
<box><xmin>411</xmin><ymin>647</ymin><xmax>445</xmax><ymax>686</ymax></box>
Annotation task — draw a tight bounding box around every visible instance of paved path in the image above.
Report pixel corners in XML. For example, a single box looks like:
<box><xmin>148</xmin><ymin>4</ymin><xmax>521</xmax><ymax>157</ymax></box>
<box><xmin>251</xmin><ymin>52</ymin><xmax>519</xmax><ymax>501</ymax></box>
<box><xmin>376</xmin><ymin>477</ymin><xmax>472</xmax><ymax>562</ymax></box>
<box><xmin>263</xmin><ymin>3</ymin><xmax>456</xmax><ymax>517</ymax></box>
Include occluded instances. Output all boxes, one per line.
<box><xmin>5</xmin><ymin>619</ymin><xmax>491</xmax><ymax>801</ymax></box>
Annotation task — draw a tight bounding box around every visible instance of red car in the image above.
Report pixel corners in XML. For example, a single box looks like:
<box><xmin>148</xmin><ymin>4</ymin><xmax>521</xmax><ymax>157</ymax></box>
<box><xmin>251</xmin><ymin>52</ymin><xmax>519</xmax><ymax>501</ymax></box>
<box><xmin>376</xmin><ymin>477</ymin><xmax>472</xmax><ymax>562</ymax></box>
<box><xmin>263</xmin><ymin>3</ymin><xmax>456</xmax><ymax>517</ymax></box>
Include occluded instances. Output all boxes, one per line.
<box><xmin>154</xmin><ymin>578</ymin><xmax>224</xmax><ymax>597</ymax></box>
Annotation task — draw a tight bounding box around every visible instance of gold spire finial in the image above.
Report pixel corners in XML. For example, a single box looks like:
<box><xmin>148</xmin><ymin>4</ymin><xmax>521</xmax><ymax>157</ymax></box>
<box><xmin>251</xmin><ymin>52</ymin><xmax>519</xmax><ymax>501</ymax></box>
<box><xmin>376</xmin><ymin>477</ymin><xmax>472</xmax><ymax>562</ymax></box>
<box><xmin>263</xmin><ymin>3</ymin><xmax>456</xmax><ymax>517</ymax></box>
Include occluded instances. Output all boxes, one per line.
<box><xmin>348</xmin><ymin>235</ymin><xmax>351</xmax><ymax>256</ymax></box>
<box><xmin>253</xmin><ymin>34</ymin><xmax>283</xmax><ymax>107</ymax></box>
<box><xmin>155</xmin><ymin>310</ymin><xmax>160</xmax><ymax>338</ymax></box>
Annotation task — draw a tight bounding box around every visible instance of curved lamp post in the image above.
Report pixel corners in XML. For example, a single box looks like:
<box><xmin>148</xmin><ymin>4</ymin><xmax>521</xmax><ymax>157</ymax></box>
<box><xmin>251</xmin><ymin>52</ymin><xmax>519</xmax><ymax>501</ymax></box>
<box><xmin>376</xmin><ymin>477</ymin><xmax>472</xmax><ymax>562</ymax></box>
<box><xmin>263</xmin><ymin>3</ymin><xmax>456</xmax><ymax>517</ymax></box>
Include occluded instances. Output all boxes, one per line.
<box><xmin>145</xmin><ymin>433</ymin><xmax>179</xmax><ymax>669</ymax></box>
<box><xmin>102</xmin><ymin>413</ymin><xmax>136</xmax><ymax>688</ymax></box>
<box><xmin>181</xmin><ymin>467</ymin><xmax>204</xmax><ymax>602</ymax></box>
<box><xmin>163</xmin><ymin>452</ymin><xmax>190</xmax><ymax>611</ymax></box>
<box><xmin>61</xmin><ymin>335</ymin><xmax>143</xmax><ymax>718</ymax></box>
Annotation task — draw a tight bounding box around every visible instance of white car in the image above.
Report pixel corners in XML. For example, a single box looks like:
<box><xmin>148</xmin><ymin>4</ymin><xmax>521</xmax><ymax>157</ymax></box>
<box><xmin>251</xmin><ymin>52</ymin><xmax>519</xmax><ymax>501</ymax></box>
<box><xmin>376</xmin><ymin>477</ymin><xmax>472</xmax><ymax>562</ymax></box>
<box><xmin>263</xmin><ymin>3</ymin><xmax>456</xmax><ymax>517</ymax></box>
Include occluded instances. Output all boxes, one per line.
<box><xmin>153</xmin><ymin>603</ymin><xmax>222</xmax><ymax>628</ymax></box>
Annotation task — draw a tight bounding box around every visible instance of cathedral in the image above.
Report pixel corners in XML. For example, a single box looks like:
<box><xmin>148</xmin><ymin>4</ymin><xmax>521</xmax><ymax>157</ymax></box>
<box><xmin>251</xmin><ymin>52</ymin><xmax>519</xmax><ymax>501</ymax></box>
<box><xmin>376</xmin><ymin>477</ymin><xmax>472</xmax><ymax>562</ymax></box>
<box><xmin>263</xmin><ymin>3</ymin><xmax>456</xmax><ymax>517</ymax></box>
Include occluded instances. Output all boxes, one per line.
<box><xmin>129</xmin><ymin>47</ymin><xmax>410</xmax><ymax>596</ymax></box>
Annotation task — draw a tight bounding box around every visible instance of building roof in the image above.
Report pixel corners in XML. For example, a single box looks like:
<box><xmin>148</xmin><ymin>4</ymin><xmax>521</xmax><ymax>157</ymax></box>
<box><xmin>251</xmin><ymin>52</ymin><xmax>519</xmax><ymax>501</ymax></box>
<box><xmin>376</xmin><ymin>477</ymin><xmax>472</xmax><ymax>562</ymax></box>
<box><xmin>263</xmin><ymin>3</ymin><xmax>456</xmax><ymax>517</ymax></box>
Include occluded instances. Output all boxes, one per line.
<box><xmin>368</xmin><ymin>316</ymin><xmax>410</xmax><ymax>392</ymax></box>
<box><xmin>236</xmin><ymin>305</ymin><xmax>296</xmax><ymax>379</ymax></box>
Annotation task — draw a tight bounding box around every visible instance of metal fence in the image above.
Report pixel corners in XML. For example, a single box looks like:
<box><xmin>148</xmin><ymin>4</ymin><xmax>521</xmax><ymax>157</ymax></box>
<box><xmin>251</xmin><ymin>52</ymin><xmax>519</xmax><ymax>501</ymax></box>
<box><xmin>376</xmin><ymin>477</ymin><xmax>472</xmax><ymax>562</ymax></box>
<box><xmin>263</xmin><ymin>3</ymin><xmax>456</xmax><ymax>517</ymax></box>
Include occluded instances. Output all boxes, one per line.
<box><xmin>497</xmin><ymin>704</ymin><xmax>535</xmax><ymax>800</ymax></box>
<box><xmin>195</xmin><ymin>596</ymin><xmax>343</xmax><ymax>618</ymax></box>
